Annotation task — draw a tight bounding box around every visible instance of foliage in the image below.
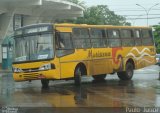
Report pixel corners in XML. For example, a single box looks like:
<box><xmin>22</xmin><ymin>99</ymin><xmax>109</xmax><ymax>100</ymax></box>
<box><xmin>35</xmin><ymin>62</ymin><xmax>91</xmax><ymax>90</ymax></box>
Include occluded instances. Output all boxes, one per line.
<box><xmin>57</xmin><ymin>1</ymin><xmax>130</xmax><ymax>26</ymax></box>
<box><xmin>75</xmin><ymin>5</ymin><xmax>130</xmax><ymax>25</ymax></box>
<box><xmin>153</xmin><ymin>24</ymin><xmax>160</xmax><ymax>53</ymax></box>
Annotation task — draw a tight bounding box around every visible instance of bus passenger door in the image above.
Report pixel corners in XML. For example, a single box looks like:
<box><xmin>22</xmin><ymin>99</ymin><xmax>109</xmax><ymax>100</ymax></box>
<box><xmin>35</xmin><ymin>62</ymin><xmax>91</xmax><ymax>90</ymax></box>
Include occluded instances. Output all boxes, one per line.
<box><xmin>55</xmin><ymin>30</ymin><xmax>76</xmax><ymax>79</ymax></box>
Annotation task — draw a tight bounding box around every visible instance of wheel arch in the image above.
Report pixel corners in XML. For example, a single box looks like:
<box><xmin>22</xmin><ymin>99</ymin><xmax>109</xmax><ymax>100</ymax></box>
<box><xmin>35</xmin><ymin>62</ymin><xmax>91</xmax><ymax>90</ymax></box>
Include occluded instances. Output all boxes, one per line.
<box><xmin>74</xmin><ymin>62</ymin><xmax>87</xmax><ymax>76</ymax></box>
<box><xmin>126</xmin><ymin>58</ymin><xmax>135</xmax><ymax>69</ymax></box>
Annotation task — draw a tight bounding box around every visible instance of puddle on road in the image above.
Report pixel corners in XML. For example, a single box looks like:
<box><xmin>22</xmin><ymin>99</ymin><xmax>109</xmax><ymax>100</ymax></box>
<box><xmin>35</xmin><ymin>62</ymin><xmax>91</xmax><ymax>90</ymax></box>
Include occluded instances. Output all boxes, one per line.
<box><xmin>0</xmin><ymin>74</ymin><xmax>15</xmax><ymax>106</ymax></box>
<box><xmin>0</xmin><ymin>73</ymin><xmax>159</xmax><ymax>107</ymax></box>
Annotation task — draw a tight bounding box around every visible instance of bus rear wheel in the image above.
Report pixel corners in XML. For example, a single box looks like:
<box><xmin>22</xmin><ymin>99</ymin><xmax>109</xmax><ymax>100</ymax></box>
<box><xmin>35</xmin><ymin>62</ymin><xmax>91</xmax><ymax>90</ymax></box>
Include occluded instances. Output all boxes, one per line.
<box><xmin>74</xmin><ymin>67</ymin><xmax>82</xmax><ymax>86</ymax></box>
<box><xmin>92</xmin><ymin>74</ymin><xmax>106</xmax><ymax>81</ymax></box>
<box><xmin>41</xmin><ymin>79</ymin><xmax>49</xmax><ymax>88</ymax></box>
<box><xmin>117</xmin><ymin>62</ymin><xmax>134</xmax><ymax>80</ymax></box>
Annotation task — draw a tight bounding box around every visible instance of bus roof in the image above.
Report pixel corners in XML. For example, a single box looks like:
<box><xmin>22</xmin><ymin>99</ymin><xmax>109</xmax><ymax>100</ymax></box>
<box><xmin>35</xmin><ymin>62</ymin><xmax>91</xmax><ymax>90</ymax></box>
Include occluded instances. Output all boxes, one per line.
<box><xmin>15</xmin><ymin>23</ymin><xmax>151</xmax><ymax>32</ymax></box>
<box><xmin>54</xmin><ymin>23</ymin><xmax>151</xmax><ymax>29</ymax></box>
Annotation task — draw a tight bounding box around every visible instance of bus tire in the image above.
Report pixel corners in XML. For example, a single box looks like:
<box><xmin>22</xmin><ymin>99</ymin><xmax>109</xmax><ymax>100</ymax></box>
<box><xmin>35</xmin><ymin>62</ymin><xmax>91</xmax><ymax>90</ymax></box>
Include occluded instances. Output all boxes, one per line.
<box><xmin>41</xmin><ymin>79</ymin><xmax>49</xmax><ymax>88</ymax></box>
<box><xmin>92</xmin><ymin>74</ymin><xmax>106</xmax><ymax>81</ymax></box>
<box><xmin>74</xmin><ymin>67</ymin><xmax>82</xmax><ymax>86</ymax></box>
<box><xmin>117</xmin><ymin>62</ymin><xmax>134</xmax><ymax>80</ymax></box>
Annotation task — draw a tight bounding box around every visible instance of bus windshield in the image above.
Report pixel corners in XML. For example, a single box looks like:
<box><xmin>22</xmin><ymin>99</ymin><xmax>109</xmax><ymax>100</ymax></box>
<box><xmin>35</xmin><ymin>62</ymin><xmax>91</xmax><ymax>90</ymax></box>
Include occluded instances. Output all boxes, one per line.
<box><xmin>14</xmin><ymin>33</ymin><xmax>54</xmax><ymax>62</ymax></box>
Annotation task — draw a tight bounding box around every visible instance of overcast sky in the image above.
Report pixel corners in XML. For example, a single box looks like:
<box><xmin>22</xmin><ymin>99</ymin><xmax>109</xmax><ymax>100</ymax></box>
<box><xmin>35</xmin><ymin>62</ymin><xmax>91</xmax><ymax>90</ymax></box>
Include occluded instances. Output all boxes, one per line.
<box><xmin>84</xmin><ymin>0</ymin><xmax>160</xmax><ymax>26</ymax></box>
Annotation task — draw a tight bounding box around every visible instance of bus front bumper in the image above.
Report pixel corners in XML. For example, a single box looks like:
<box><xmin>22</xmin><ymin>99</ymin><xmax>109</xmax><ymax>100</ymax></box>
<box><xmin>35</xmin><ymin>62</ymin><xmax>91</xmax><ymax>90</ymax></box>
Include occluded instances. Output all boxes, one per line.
<box><xmin>13</xmin><ymin>70</ymin><xmax>60</xmax><ymax>82</ymax></box>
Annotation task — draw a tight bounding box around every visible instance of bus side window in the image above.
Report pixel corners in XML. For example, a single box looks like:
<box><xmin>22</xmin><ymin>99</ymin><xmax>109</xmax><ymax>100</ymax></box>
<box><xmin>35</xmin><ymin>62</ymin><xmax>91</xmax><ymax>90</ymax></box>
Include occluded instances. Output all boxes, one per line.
<box><xmin>142</xmin><ymin>29</ymin><xmax>150</xmax><ymax>38</ymax></box>
<box><xmin>121</xmin><ymin>29</ymin><xmax>134</xmax><ymax>47</ymax></box>
<box><xmin>108</xmin><ymin>29</ymin><xmax>121</xmax><ymax>47</ymax></box>
<box><xmin>142</xmin><ymin>29</ymin><xmax>154</xmax><ymax>46</ymax></box>
<box><xmin>56</xmin><ymin>32</ymin><xmax>74</xmax><ymax>57</ymax></box>
<box><xmin>134</xmin><ymin>29</ymin><xmax>142</xmax><ymax>46</ymax></box>
<box><xmin>56</xmin><ymin>32</ymin><xmax>73</xmax><ymax>49</ymax></box>
<box><xmin>90</xmin><ymin>28</ymin><xmax>106</xmax><ymax>48</ymax></box>
<box><xmin>72</xmin><ymin>28</ymin><xmax>81</xmax><ymax>38</ymax></box>
<box><xmin>73</xmin><ymin>28</ymin><xmax>91</xmax><ymax>49</ymax></box>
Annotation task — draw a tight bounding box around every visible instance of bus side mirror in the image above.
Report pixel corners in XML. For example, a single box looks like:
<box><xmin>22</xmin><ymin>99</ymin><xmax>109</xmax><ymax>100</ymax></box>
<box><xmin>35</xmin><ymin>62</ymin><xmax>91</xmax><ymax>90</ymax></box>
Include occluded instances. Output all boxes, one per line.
<box><xmin>8</xmin><ymin>41</ymin><xmax>13</xmax><ymax>51</ymax></box>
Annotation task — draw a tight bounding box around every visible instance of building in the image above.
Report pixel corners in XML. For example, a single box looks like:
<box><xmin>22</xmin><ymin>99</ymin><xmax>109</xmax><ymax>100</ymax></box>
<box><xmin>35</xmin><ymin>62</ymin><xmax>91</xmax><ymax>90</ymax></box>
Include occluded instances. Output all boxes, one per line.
<box><xmin>0</xmin><ymin>0</ymin><xmax>84</xmax><ymax>69</ymax></box>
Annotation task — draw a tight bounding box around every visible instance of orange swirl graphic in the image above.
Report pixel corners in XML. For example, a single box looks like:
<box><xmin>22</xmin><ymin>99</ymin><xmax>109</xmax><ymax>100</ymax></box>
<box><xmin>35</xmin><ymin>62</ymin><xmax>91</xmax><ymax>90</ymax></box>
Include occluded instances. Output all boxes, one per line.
<box><xmin>112</xmin><ymin>48</ymin><xmax>123</xmax><ymax>64</ymax></box>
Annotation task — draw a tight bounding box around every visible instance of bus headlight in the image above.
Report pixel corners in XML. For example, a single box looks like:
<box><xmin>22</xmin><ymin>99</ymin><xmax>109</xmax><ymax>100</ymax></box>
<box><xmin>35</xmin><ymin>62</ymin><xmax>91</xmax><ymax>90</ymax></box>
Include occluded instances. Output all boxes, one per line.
<box><xmin>12</xmin><ymin>67</ymin><xmax>23</xmax><ymax>73</ymax></box>
<box><xmin>39</xmin><ymin>64</ymin><xmax>52</xmax><ymax>71</ymax></box>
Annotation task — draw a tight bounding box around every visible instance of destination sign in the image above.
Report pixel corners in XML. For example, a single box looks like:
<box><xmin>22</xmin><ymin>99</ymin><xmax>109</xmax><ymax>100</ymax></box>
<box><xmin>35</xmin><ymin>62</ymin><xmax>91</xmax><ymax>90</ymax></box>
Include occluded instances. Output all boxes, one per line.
<box><xmin>14</xmin><ymin>25</ymin><xmax>52</xmax><ymax>36</ymax></box>
<box><xmin>25</xmin><ymin>26</ymin><xmax>49</xmax><ymax>34</ymax></box>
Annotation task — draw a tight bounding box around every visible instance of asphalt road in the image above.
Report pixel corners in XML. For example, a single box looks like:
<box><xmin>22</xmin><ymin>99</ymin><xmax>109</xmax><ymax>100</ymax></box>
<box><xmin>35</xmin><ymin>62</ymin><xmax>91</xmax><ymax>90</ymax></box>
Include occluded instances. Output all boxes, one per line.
<box><xmin>0</xmin><ymin>65</ymin><xmax>160</xmax><ymax>113</ymax></box>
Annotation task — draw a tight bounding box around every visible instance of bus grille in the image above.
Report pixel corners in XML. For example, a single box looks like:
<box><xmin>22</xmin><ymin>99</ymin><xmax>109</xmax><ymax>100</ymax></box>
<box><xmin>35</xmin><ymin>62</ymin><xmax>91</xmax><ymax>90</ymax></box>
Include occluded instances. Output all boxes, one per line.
<box><xmin>23</xmin><ymin>73</ymin><xmax>39</xmax><ymax>80</ymax></box>
<box><xmin>22</xmin><ymin>68</ymin><xmax>39</xmax><ymax>73</ymax></box>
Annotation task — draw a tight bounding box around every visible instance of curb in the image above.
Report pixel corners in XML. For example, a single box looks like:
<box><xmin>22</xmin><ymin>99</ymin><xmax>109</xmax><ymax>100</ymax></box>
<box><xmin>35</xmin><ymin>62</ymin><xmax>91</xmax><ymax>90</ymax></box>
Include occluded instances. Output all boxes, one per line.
<box><xmin>0</xmin><ymin>70</ymin><xmax>12</xmax><ymax>79</ymax></box>
<box><xmin>0</xmin><ymin>70</ymin><xmax>12</xmax><ymax>73</ymax></box>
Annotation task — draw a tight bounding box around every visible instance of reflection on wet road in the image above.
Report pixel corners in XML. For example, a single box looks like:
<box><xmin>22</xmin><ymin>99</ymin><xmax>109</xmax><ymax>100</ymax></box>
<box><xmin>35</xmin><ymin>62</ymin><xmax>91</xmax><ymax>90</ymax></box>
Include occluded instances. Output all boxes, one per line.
<box><xmin>0</xmin><ymin>65</ymin><xmax>160</xmax><ymax>108</ymax></box>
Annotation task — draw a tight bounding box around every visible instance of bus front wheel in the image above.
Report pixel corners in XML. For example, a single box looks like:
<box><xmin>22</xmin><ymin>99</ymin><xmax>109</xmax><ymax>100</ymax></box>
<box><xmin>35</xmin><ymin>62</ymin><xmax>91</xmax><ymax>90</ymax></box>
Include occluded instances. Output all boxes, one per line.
<box><xmin>92</xmin><ymin>74</ymin><xmax>106</xmax><ymax>81</ymax></box>
<box><xmin>117</xmin><ymin>62</ymin><xmax>134</xmax><ymax>80</ymax></box>
<box><xmin>41</xmin><ymin>79</ymin><xmax>49</xmax><ymax>88</ymax></box>
<box><xmin>74</xmin><ymin>67</ymin><xmax>82</xmax><ymax>86</ymax></box>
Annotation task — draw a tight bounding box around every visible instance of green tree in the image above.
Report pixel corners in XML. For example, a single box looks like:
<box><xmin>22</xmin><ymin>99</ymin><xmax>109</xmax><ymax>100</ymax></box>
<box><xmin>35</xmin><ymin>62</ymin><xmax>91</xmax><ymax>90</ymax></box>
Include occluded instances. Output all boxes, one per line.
<box><xmin>153</xmin><ymin>24</ymin><xmax>160</xmax><ymax>53</ymax></box>
<box><xmin>76</xmin><ymin>5</ymin><xmax>130</xmax><ymax>25</ymax></box>
<box><xmin>55</xmin><ymin>3</ymin><xmax>130</xmax><ymax>26</ymax></box>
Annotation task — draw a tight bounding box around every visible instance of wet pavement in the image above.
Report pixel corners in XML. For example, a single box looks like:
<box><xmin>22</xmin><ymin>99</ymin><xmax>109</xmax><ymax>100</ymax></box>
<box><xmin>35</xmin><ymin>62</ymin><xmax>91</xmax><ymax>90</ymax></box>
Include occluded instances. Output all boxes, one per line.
<box><xmin>0</xmin><ymin>65</ymin><xmax>160</xmax><ymax>112</ymax></box>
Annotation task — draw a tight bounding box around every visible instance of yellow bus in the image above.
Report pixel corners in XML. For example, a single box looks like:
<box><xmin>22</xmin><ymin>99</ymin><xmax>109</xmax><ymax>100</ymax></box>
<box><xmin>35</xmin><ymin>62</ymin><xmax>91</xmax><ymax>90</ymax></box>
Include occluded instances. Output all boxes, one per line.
<box><xmin>12</xmin><ymin>23</ymin><xmax>156</xmax><ymax>88</ymax></box>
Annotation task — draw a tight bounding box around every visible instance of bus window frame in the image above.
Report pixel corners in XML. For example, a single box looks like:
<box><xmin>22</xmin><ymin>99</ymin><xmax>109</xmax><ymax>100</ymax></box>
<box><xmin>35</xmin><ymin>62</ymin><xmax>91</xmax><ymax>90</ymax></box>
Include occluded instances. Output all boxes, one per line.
<box><xmin>90</xmin><ymin>28</ymin><xmax>107</xmax><ymax>48</ymax></box>
<box><xmin>108</xmin><ymin>29</ymin><xmax>122</xmax><ymax>48</ymax></box>
<box><xmin>56</xmin><ymin>32</ymin><xmax>74</xmax><ymax>50</ymax></box>
<box><xmin>141</xmin><ymin>29</ymin><xmax>154</xmax><ymax>46</ymax></box>
<box><xmin>133</xmin><ymin>29</ymin><xmax>142</xmax><ymax>46</ymax></box>
<box><xmin>72</xmin><ymin>28</ymin><xmax>91</xmax><ymax>49</ymax></box>
<box><xmin>55</xmin><ymin>31</ymin><xmax>75</xmax><ymax>58</ymax></box>
<box><xmin>120</xmin><ymin>29</ymin><xmax>135</xmax><ymax>47</ymax></box>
